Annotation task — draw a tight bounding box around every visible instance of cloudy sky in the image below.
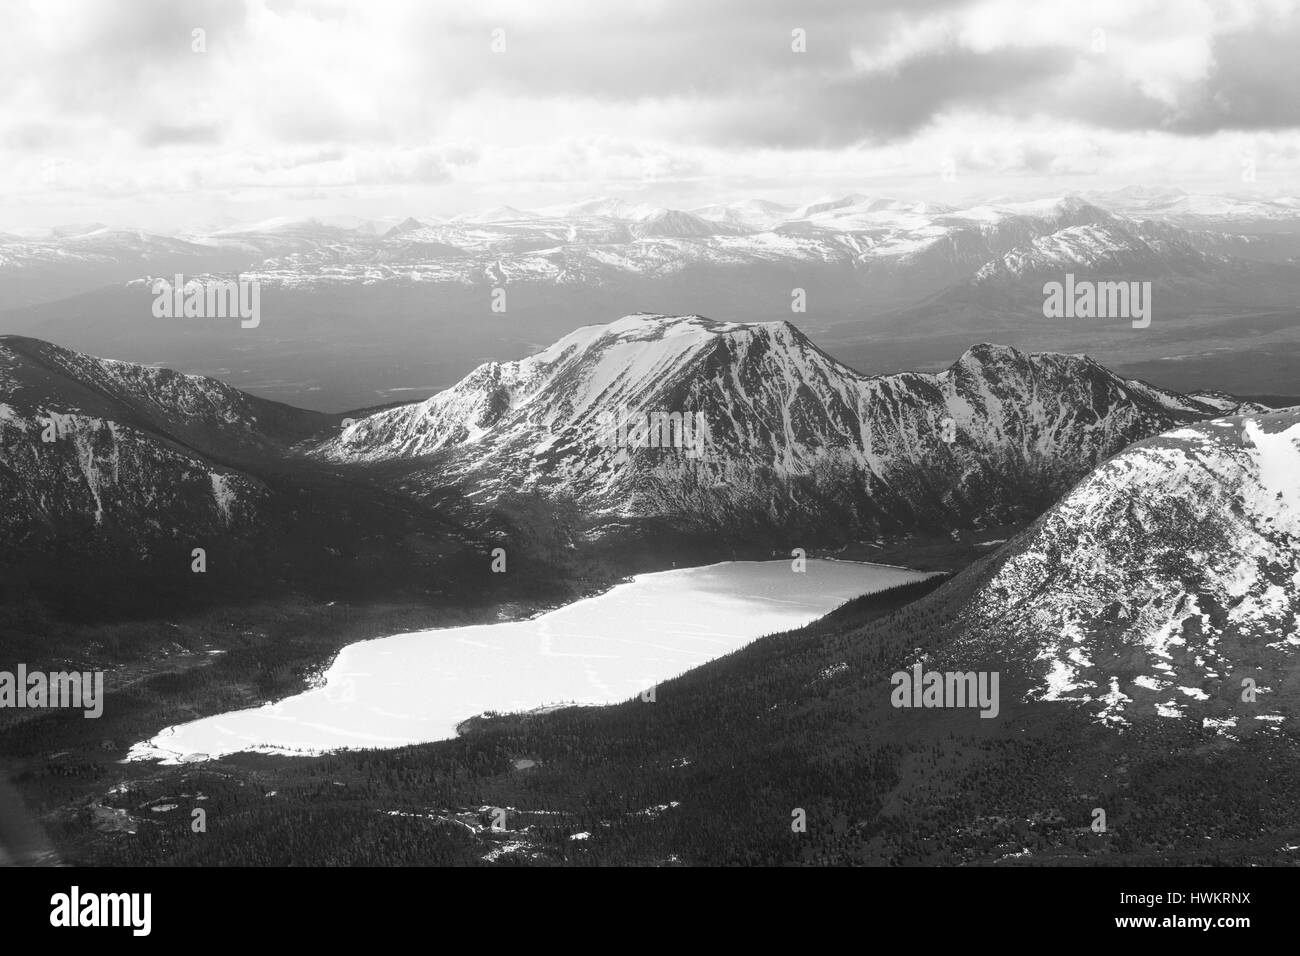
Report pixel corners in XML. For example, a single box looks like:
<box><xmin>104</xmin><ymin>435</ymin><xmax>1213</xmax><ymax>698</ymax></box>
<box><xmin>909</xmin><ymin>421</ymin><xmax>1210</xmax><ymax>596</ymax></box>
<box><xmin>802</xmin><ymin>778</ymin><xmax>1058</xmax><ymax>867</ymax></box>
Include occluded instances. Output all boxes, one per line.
<box><xmin>2</xmin><ymin>0</ymin><xmax>1298</xmax><ymax>230</ymax></box>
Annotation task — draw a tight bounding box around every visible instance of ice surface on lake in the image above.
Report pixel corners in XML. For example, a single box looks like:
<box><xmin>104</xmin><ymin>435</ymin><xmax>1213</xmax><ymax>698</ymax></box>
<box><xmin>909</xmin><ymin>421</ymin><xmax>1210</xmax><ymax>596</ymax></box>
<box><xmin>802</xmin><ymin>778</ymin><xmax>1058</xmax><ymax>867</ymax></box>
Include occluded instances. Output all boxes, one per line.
<box><xmin>128</xmin><ymin>560</ymin><xmax>929</xmax><ymax>762</ymax></box>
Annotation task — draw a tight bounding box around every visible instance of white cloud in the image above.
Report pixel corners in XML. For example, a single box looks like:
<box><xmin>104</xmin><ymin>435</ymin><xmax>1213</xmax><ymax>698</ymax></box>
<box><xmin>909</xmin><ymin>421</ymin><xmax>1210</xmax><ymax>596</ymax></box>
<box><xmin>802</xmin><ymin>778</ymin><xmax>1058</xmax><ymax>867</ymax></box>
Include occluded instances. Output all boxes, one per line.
<box><xmin>1</xmin><ymin>0</ymin><xmax>1298</xmax><ymax>228</ymax></box>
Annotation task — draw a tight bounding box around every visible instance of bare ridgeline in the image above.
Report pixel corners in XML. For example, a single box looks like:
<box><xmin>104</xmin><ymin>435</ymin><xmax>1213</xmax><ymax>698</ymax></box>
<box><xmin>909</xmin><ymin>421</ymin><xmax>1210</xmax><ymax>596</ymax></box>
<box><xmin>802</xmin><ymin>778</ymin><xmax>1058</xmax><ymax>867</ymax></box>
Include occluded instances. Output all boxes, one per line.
<box><xmin>1</xmin><ymin>0</ymin><xmax>1299</xmax><ymax>889</ymax></box>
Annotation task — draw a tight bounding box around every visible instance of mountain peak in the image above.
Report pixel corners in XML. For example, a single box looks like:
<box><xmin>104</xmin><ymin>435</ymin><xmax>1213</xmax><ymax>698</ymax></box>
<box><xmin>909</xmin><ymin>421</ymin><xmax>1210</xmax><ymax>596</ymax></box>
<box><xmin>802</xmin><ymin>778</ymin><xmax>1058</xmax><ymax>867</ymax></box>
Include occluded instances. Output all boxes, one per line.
<box><xmin>588</xmin><ymin>312</ymin><xmax>809</xmax><ymax>345</ymax></box>
<box><xmin>384</xmin><ymin>216</ymin><xmax>426</xmax><ymax>237</ymax></box>
<box><xmin>551</xmin><ymin>196</ymin><xmax>659</xmax><ymax>220</ymax></box>
<box><xmin>628</xmin><ymin>208</ymin><xmax>719</xmax><ymax>239</ymax></box>
<box><xmin>452</xmin><ymin>204</ymin><xmax>538</xmax><ymax>224</ymax></box>
<box><xmin>954</xmin><ymin>342</ymin><xmax>1028</xmax><ymax>365</ymax></box>
<box><xmin>315</xmin><ymin>317</ymin><xmax>1231</xmax><ymax>545</ymax></box>
<box><xmin>948</xmin><ymin>342</ymin><xmax>1049</xmax><ymax>377</ymax></box>
<box><xmin>537</xmin><ymin>313</ymin><xmax>808</xmax><ymax>364</ymax></box>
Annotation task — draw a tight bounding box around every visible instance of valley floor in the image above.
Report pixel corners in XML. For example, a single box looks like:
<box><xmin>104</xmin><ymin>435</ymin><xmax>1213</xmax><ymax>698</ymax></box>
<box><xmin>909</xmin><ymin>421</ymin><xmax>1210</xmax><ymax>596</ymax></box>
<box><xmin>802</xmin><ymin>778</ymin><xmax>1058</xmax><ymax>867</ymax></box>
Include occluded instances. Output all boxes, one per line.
<box><xmin>12</xmin><ymin>530</ymin><xmax>1300</xmax><ymax>867</ymax></box>
<box><xmin>0</xmin><ymin>535</ymin><xmax>999</xmax><ymax>866</ymax></box>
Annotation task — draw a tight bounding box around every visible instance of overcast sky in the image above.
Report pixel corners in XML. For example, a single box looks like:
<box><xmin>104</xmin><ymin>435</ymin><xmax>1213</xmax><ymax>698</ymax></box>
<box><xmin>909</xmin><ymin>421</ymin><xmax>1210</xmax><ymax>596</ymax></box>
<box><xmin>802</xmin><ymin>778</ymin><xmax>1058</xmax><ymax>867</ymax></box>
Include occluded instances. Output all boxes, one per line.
<box><xmin>2</xmin><ymin>0</ymin><xmax>1298</xmax><ymax>230</ymax></box>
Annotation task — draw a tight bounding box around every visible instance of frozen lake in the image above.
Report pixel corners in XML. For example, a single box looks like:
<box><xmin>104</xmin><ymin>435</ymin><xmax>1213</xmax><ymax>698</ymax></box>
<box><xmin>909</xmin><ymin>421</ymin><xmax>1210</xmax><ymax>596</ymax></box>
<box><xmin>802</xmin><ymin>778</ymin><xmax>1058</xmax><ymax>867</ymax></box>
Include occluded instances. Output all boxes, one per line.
<box><xmin>128</xmin><ymin>559</ymin><xmax>930</xmax><ymax>763</ymax></box>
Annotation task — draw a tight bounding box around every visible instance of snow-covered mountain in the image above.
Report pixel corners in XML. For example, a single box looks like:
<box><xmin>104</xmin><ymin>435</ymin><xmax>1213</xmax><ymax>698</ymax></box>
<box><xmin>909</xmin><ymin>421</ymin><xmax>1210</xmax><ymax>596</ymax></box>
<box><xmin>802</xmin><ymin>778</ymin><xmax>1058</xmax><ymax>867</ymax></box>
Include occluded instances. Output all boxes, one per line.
<box><xmin>691</xmin><ymin>199</ymin><xmax>794</xmax><ymax>231</ymax></box>
<box><xmin>961</xmin><ymin>200</ymin><xmax>1280</xmax><ymax>292</ymax></box>
<box><xmin>131</xmin><ymin>196</ymin><xmax>1294</xmax><ymax>345</ymax></box>
<box><xmin>629</xmin><ymin>209</ymin><xmax>738</xmax><ymax>240</ymax></box>
<box><xmin>450</xmin><ymin>205</ymin><xmax>541</xmax><ymax>224</ymax></box>
<box><xmin>0</xmin><ymin>334</ymin><xmax>493</xmax><ymax>611</ymax></box>
<box><xmin>384</xmin><ymin>216</ymin><xmax>428</xmax><ymax>237</ymax></box>
<box><xmin>7</xmin><ymin>191</ymin><xmax>1300</xmax><ymax>414</ymax></box>
<box><xmin>536</xmin><ymin>196</ymin><xmax>662</xmax><ymax>221</ymax></box>
<box><xmin>1085</xmin><ymin>186</ymin><xmax>1300</xmax><ymax>229</ymax></box>
<box><xmin>316</xmin><ymin>313</ymin><xmax>1250</xmax><ymax>539</ymax></box>
<box><xmin>10</xmin><ymin>192</ymin><xmax>1294</xmax><ymax>301</ymax></box>
<box><xmin>0</xmin><ymin>336</ymin><xmax>276</xmax><ymax>552</ymax></box>
<box><xmin>955</xmin><ymin>406</ymin><xmax>1300</xmax><ymax>733</ymax></box>
<box><xmin>0</xmin><ymin>318</ymin><xmax>1280</xmax><ymax>616</ymax></box>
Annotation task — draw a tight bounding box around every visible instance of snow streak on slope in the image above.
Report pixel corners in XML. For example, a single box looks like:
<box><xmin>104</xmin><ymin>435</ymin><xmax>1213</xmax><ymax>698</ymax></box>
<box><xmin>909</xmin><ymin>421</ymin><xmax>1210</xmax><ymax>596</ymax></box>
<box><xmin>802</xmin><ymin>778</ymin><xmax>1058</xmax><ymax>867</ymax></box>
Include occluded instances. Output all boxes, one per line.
<box><xmin>0</xmin><ymin>337</ymin><xmax>274</xmax><ymax>551</ymax></box>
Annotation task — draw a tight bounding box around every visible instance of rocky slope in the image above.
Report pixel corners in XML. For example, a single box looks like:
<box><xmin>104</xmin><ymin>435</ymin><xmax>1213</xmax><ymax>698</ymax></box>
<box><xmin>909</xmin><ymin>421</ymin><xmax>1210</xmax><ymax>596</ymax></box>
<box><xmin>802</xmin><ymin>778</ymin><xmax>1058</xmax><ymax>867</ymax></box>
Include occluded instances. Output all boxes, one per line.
<box><xmin>316</xmin><ymin>313</ymin><xmax>1254</xmax><ymax>540</ymax></box>
<box><xmin>0</xmin><ymin>335</ymin><xmax>485</xmax><ymax>613</ymax></box>
<box><xmin>0</xmin><ymin>336</ymin><xmax>288</xmax><ymax>554</ymax></box>
<box><xmin>954</xmin><ymin>407</ymin><xmax>1300</xmax><ymax>734</ymax></box>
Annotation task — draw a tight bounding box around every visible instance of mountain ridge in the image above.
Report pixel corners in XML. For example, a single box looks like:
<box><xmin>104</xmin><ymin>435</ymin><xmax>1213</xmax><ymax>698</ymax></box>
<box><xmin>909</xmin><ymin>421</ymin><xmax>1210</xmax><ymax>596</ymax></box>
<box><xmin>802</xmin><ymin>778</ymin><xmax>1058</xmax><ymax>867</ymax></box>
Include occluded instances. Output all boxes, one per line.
<box><xmin>313</xmin><ymin>313</ymin><xmax>1261</xmax><ymax>540</ymax></box>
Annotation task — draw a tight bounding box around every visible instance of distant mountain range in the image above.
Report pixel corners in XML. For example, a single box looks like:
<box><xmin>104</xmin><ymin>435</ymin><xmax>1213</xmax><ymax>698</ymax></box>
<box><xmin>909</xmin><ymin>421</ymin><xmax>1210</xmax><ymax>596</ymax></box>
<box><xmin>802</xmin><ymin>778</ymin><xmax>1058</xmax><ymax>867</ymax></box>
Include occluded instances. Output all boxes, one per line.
<box><xmin>11</xmin><ymin>192</ymin><xmax>1296</xmax><ymax>298</ymax></box>
<box><xmin>5</xmin><ymin>190</ymin><xmax>1300</xmax><ymax>411</ymax></box>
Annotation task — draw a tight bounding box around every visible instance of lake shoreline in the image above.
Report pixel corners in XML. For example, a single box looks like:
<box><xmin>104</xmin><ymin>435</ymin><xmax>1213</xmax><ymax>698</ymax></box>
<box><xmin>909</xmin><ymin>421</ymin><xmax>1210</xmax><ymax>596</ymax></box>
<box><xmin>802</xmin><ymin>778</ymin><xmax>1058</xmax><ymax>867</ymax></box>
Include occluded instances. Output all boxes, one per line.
<box><xmin>128</xmin><ymin>558</ymin><xmax>934</xmax><ymax>764</ymax></box>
